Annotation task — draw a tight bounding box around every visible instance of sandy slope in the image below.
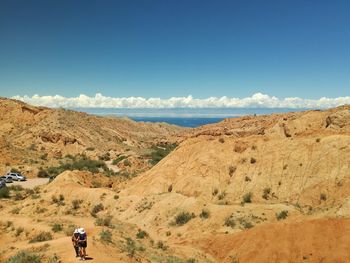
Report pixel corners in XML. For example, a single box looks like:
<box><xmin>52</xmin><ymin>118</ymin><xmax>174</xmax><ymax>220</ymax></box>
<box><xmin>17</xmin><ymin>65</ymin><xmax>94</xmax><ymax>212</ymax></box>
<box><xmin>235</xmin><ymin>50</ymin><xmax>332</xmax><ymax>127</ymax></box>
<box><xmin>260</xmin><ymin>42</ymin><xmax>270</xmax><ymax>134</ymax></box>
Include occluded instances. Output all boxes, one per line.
<box><xmin>1</xmin><ymin>102</ymin><xmax>350</xmax><ymax>262</ymax></box>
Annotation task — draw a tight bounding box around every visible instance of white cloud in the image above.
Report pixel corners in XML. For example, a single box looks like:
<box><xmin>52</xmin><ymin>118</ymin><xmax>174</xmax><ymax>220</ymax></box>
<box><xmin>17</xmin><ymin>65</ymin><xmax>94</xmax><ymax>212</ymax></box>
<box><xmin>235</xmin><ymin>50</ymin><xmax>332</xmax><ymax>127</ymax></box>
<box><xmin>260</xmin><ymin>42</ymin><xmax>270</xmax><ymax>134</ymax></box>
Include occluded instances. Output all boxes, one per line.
<box><xmin>11</xmin><ymin>93</ymin><xmax>350</xmax><ymax>109</ymax></box>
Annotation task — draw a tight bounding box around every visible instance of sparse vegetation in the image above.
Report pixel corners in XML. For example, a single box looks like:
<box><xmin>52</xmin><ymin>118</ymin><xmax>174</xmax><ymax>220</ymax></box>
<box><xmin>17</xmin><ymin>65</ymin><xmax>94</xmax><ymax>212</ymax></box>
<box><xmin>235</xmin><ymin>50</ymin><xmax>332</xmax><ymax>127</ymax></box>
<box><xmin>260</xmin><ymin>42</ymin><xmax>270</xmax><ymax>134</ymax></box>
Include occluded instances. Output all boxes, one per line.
<box><xmin>51</xmin><ymin>194</ymin><xmax>65</xmax><ymax>206</ymax></box>
<box><xmin>112</xmin><ymin>155</ymin><xmax>127</xmax><ymax>165</ymax></box>
<box><xmin>157</xmin><ymin>240</ymin><xmax>167</xmax><ymax>250</ymax></box>
<box><xmin>4</xmin><ymin>251</ymin><xmax>41</xmax><ymax>263</ymax></box>
<box><xmin>91</xmin><ymin>203</ymin><xmax>104</xmax><ymax>217</ymax></box>
<box><xmin>242</xmin><ymin>192</ymin><xmax>252</xmax><ymax>203</ymax></box>
<box><xmin>174</xmin><ymin>212</ymin><xmax>195</xmax><ymax>226</ymax></box>
<box><xmin>123</xmin><ymin>159</ymin><xmax>132</xmax><ymax>166</ymax></box>
<box><xmin>240</xmin><ymin>219</ymin><xmax>253</xmax><ymax>229</ymax></box>
<box><xmin>320</xmin><ymin>193</ymin><xmax>327</xmax><ymax>201</ymax></box>
<box><xmin>245</xmin><ymin>176</ymin><xmax>251</xmax><ymax>182</ymax></box>
<box><xmin>29</xmin><ymin>231</ymin><xmax>53</xmax><ymax>243</ymax></box>
<box><xmin>229</xmin><ymin>165</ymin><xmax>236</xmax><ymax>177</ymax></box>
<box><xmin>125</xmin><ymin>237</ymin><xmax>136</xmax><ymax>256</ymax></box>
<box><xmin>15</xmin><ymin>227</ymin><xmax>24</xmax><ymax>236</ymax></box>
<box><xmin>0</xmin><ymin>187</ymin><xmax>10</xmax><ymax>198</ymax></box>
<box><xmin>95</xmin><ymin>215</ymin><xmax>113</xmax><ymax>227</ymax></box>
<box><xmin>14</xmin><ymin>192</ymin><xmax>24</xmax><ymax>201</ymax></box>
<box><xmin>219</xmin><ymin>138</ymin><xmax>225</xmax><ymax>143</ymax></box>
<box><xmin>199</xmin><ymin>209</ymin><xmax>210</xmax><ymax>219</ymax></box>
<box><xmin>52</xmin><ymin>223</ymin><xmax>62</xmax><ymax>232</ymax></box>
<box><xmin>99</xmin><ymin>229</ymin><xmax>112</xmax><ymax>243</ymax></box>
<box><xmin>136</xmin><ymin>229</ymin><xmax>148</xmax><ymax>239</ymax></box>
<box><xmin>250</xmin><ymin>157</ymin><xmax>257</xmax><ymax>164</ymax></box>
<box><xmin>40</xmin><ymin>153</ymin><xmax>48</xmax><ymax>160</ymax></box>
<box><xmin>168</xmin><ymin>184</ymin><xmax>173</xmax><ymax>192</ymax></box>
<box><xmin>44</xmin><ymin>155</ymin><xmax>109</xmax><ymax>178</ymax></box>
<box><xmin>145</xmin><ymin>143</ymin><xmax>177</xmax><ymax>165</ymax></box>
<box><xmin>218</xmin><ymin>191</ymin><xmax>226</xmax><ymax>200</ymax></box>
<box><xmin>72</xmin><ymin>199</ymin><xmax>83</xmax><ymax>209</ymax></box>
<box><xmin>99</xmin><ymin>152</ymin><xmax>111</xmax><ymax>161</ymax></box>
<box><xmin>91</xmin><ymin>180</ymin><xmax>102</xmax><ymax>188</ymax></box>
<box><xmin>262</xmin><ymin>187</ymin><xmax>271</xmax><ymax>200</ymax></box>
<box><xmin>224</xmin><ymin>217</ymin><xmax>235</xmax><ymax>228</ymax></box>
<box><xmin>212</xmin><ymin>188</ymin><xmax>219</xmax><ymax>196</ymax></box>
<box><xmin>276</xmin><ymin>210</ymin><xmax>289</xmax><ymax>220</ymax></box>
<box><xmin>37</xmin><ymin>169</ymin><xmax>49</xmax><ymax>178</ymax></box>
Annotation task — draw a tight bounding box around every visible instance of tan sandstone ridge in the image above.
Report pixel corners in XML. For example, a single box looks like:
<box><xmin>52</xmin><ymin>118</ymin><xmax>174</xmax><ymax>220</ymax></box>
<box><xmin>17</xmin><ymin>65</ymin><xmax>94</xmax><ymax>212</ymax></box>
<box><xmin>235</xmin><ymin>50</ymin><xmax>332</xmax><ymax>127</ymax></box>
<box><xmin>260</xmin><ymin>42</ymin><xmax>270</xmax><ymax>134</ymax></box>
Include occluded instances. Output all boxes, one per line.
<box><xmin>0</xmin><ymin>97</ymin><xmax>182</xmax><ymax>177</ymax></box>
<box><xmin>1</xmin><ymin>100</ymin><xmax>350</xmax><ymax>262</ymax></box>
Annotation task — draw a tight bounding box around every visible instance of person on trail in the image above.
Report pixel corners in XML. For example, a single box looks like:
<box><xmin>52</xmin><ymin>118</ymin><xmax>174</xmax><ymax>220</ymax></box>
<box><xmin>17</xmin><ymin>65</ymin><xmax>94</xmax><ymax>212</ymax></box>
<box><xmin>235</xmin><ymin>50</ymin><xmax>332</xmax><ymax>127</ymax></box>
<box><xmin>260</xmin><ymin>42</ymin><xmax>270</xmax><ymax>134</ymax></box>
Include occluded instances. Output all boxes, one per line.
<box><xmin>71</xmin><ymin>229</ymin><xmax>80</xmax><ymax>257</ymax></box>
<box><xmin>78</xmin><ymin>228</ymin><xmax>87</xmax><ymax>261</ymax></box>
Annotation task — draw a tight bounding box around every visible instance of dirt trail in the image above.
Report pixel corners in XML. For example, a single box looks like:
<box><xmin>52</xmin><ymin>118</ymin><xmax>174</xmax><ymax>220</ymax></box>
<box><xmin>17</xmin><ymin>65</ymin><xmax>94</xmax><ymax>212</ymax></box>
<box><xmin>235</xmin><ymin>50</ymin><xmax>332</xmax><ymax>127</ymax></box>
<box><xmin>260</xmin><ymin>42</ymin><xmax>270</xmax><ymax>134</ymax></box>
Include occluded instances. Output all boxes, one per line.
<box><xmin>11</xmin><ymin>178</ymin><xmax>50</xmax><ymax>189</ymax></box>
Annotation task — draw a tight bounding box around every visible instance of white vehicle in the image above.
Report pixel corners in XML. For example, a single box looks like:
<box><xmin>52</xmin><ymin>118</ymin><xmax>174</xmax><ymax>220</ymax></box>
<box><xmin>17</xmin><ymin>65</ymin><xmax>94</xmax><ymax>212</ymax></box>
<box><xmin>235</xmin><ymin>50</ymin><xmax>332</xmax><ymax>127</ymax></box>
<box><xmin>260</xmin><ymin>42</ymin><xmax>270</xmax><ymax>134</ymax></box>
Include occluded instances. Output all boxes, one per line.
<box><xmin>7</xmin><ymin>172</ymin><xmax>27</xmax><ymax>181</ymax></box>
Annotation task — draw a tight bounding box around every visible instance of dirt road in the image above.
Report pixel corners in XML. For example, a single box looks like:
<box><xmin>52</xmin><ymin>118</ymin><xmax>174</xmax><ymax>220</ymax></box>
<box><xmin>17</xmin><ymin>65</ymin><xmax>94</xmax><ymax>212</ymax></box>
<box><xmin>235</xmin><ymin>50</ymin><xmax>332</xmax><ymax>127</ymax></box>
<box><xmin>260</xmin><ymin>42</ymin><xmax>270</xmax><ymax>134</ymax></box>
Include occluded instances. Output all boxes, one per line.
<box><xmin>10</xmin><ymin>178</ymin><xmax>50</xmax><ymax>188</ymax></box>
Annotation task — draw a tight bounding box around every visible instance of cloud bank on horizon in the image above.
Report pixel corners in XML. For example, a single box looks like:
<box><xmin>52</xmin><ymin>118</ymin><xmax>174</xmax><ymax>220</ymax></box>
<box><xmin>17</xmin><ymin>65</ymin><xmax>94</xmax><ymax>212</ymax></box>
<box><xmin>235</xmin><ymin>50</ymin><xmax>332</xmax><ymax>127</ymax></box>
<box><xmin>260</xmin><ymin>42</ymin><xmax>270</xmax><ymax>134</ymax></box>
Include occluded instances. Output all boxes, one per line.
<box><xmin>12</xmin><ymin>93</ymin><xmax>350</xmax><ymax>109</ymax></box>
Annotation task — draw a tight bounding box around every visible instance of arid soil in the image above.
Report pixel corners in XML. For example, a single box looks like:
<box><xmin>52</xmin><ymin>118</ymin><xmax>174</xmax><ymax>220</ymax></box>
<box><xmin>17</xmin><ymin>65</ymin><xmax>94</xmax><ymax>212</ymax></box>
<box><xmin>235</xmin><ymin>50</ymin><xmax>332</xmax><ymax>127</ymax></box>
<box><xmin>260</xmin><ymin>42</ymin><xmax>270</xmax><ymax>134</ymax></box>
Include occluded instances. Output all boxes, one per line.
<box><xmin>1</xmin><ymin>98</ymin><xmax>350</xmax><ymax>262</ymax></box>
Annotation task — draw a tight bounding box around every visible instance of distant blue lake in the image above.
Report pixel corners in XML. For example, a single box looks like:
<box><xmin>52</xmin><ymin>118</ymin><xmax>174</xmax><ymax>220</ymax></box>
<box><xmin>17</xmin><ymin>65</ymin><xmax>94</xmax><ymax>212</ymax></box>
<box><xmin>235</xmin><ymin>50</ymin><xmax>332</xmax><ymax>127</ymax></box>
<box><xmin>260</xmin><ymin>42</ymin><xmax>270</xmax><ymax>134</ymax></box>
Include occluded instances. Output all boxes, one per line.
<box><xmin>77</xmin><ymin>107</ymin><xmax>308</xmax><ymax>128</ymax></box>
<box><xmin>129</xmin><ymin>117</ymin><xmax>226</xmax><ymax>127</ymax></box>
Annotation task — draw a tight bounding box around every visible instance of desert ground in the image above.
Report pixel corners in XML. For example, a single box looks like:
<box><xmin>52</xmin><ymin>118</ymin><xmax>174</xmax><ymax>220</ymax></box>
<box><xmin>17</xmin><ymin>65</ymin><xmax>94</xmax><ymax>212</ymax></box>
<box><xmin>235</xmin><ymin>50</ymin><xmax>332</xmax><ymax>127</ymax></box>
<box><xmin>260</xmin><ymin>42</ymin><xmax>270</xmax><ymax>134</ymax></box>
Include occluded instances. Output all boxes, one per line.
<box><xmin>1</xmin><ymin>98</ymin><xmax>350</xmax><ymax>262</ymax></box>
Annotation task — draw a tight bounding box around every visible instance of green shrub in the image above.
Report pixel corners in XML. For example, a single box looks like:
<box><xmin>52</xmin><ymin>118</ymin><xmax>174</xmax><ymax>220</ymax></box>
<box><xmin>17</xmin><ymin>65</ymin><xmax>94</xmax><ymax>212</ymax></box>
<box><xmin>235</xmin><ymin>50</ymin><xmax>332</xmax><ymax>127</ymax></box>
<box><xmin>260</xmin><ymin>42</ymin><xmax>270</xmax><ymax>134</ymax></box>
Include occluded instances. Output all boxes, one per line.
<box><xmin>240</xmin><ymin>219</ymin><xmax>253</xmax><ymax>229</ymax></box>
<box><xmin>95</xmin><ymin>215</ymin><xmax>113</xmax><ymax>227</ymax></box>
<box><xmin>91</xmin><ymin>203</ymin><xmax>104</xmax><ymax>216</ymax></box>
<box><xmin>145</xmin><ymin>143</ymin><xmax>177</xmax><ymax>165</ymax></box>
<box><xmin>15</xmin><ymin>227</ymin><xmax>24</xmax><ymax>237</ymax></box>
<box><xmin>37</xmin><ymin>169</ymin><xmax>49</xmax><ymax>178</ymax></box>
<box><xmin>0</xmin><ymin>187</ymin><xmax>10</xmax><ymax>198</ymax></box>
<box><xmin>276</xmin><ymin>210</ymin><xmax>289</xmax><ymax>220</ymax></box>
<box><xmin>262</xmin><ymin>188</ymin><xmax>271</xmax><ymax>200</ymax></box>
<box><xmin>51</xmin><ymin>194</ymin><xmax>65</xmax><ymax>206</ymax></box>
<box><xmin>29</xmin><ymin>231</ymin><xmax>53</xmax><ymax>243</ymax></box>
<box><xmin>8</xmin><ymin>185</ymin><xmax>23</xmax><ymax>191</ymax></box>
<box><xmin>174</xmin><ymin>212</ymin><xmax>195</xmax><ymax>226</ymax></box>
<box><xmin>157</xmin><ymin>241</ymin><xmax>167</xmax><ymax>250</ymax></box>
<box><xmin>199</xmin><ymin>209</ymin><xmax>210</xmax><ymax>219</ymax></box>
<box><xmin>99</xmin><ymin>153</ymin><xmax>111</xmax><ymax>161</ymax></box>
<box><xmin>46</xmin><ymin>156</ymin><xmax>108</xmax><ymax>178</ymax></box>
<box><xmin>112</xmin><ymin>155</ymin><xmax>127</xmax><ymax>165</ymax></box>
<box><xmin>123</xmin><ymin>159</ymin><xmax>131</xmax><ymax>166</ymax></box>
<box><xmin>14</xmin><ymin>192</ymin><xmax>24</xmax><ymax>201</ymax></box>
<box><xmin>72</xmin><ymin>199</ymin><xmax>83</xmax><ymax>209</ymax></box>
<box><xmin>224</xmin><ymin>217</ymin><xmax>235</xmax><ymax>228</ymax></box>
<box><xmin>136</xmin><ymin>229</ymin><xmax>148</xmax><ymax>239</ymax></box>
<box><xmin>4</xmin><ymin>251</ymin><xmax>41</xmax><ymax>263</ymax></box>
<box><xmin>218</xmin><ymin>191</ymin><xmax>226</xmax><ymax>200</ymax></box>
<box><xmin>242</xmin><ymin>192</ymin><xmax>252</xmax><ymax>203</ymax></box>
<box><xmin>125</xmin><ymin>237</ymin><xmax>136</xmax><ymax>256</ymax></box>
<box><xmin>99</xmin><ymin>230</ymin><xmax>112</xmax><ymax>243</ymax></box>
<box><xmin>229</xmin><ymin>165</ymin><xmax>236</xmax><ymax>176</ymax></box>
<box><xmin>52</xmin><ymin>224</ymin><xmax>62</xmax><ymax>232</ymax></box>
<box><xmin>320</xmin><ymin>193</ymin><xmax>327</xmax><ymax>201</ymax></box>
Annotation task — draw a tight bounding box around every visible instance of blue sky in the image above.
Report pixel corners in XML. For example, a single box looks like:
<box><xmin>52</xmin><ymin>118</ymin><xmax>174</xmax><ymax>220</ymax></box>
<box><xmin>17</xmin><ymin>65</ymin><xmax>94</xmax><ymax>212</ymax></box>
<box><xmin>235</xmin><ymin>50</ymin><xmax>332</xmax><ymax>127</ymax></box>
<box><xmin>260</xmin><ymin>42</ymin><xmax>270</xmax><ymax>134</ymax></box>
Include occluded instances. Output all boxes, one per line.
<box><xmin>0</xmin><ymin>0</ymin><xmax>350</xmax><ymax>101</ymax></box>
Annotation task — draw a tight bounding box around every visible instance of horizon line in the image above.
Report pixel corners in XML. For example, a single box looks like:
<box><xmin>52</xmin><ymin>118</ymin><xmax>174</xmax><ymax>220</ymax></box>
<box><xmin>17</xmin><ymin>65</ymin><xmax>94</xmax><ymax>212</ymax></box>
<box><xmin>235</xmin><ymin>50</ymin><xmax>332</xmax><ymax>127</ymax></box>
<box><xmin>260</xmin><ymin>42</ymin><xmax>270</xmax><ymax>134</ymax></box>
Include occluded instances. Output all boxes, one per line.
<box><xmin>11</xmin><ymin>92</ymin><xmax>350</xmax><ymax>109</ymax></box>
